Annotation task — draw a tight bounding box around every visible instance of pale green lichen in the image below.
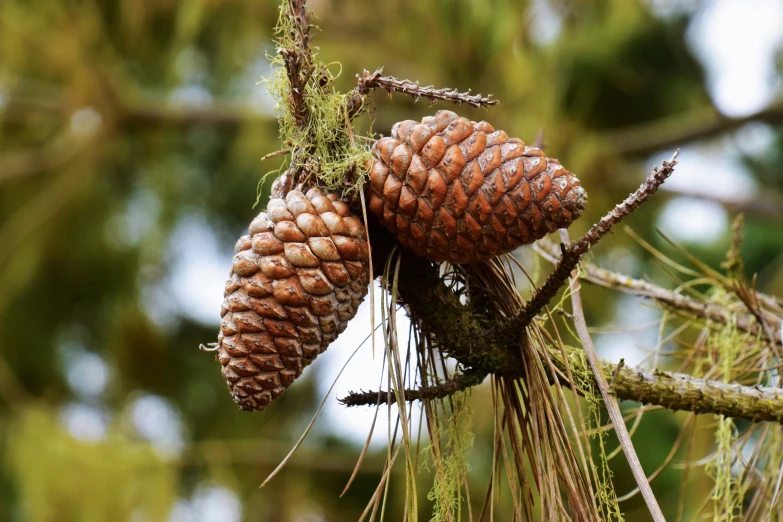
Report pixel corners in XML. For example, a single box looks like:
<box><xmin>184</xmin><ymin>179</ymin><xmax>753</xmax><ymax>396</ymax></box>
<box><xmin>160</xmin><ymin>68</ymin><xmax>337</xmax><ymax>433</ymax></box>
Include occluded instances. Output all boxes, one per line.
<box><xmin>260</xmin><ymin>2</ymin><xmax>371</xmax><ymax>203</ymax></box>
<box><xmin>570</xmin><ymin>346</ymin><xmax>624</xmax><ymax>521</ymax></box>
<box><xmin>423</xmin><ymin>391</ymin><xmax>474</xmax><ymax>522</ymax></box>
<box><xmin>704</xmin><ymin>289</ymin><xmax>750</xmax><ymax>521</ymax></box>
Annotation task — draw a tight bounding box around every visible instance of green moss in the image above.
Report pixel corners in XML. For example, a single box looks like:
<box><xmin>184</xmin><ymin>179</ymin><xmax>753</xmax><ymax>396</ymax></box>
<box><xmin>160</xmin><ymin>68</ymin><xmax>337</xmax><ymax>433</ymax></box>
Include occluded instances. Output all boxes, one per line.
<box><xmin>262</xmin><ymin>1</ymin><xmax>371</xmax><ymax>198</ymax></box>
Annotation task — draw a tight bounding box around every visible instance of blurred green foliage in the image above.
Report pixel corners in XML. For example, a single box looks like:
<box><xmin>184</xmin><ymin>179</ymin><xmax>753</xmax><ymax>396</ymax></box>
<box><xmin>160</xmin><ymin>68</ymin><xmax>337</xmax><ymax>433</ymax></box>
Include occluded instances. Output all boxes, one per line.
<box><xmin>0</xmin><ymin>0</ymin><xmax>781</xmax><ymax>520</ymax></box>
<box><xmin>7</xmin><ymin>407</ymin><xmax>175</xmax><ymax>522</ymax></box>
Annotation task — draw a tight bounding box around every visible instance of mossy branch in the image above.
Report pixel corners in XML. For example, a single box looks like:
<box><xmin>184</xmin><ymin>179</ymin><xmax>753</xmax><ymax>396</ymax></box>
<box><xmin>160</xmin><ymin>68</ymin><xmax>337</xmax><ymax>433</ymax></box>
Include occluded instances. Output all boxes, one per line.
<box><xmin>388</xmin><ymin>236</ymin><xmax>783</xmax><ymax>424</ymax></box>
<box><xmin>391</xmin><ymin>246</ymin><xmax>523</xmax><ymax>375</ymax></box>
<box><xmin>267</xmin><ymin>0</ymin><xmax>371</xmax><ymax>197</ymax></box>
<box><xmin>605</xmin><ymin>361</ymin><xmax>783</xmax><ymax>423</ymax></box>
<box><xmin>280</xmin><ymin>0</ymin><xmax>314</xmax><ymax>129</ymax></box>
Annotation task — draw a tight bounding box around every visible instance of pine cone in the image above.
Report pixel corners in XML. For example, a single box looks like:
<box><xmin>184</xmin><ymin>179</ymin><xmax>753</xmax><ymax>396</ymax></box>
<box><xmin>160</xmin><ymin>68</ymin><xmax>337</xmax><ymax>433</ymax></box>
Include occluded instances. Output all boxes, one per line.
<box><xmin>217</xmin><ymin>187</ymin><xmax>370</xmax><ymax>411</ymax></box>
<box><xmin>367</xmin><ymin>110</ymin><xmax>587</xmax><ymax>264</ymax></box>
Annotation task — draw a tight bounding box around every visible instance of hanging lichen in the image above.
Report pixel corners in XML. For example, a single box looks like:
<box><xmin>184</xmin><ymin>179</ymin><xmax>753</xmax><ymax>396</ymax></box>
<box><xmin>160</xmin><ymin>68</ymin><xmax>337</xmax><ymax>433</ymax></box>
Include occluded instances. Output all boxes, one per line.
<box><xmin>573</xmin><ymin>346</ymin><xmax>624</xmax><ymax>521</ymax></box>
<box><xmin>423</xmin><ymin>391</ymin><xmax>475</xmax><ymax>522</ymax></box>
<box><xmin>261</xmin><ymin>2</ymin><xmax>371</xmax><ymax>201</ymax></box>
<box><xmin>704</xmin><ymin>291</ymin><xmax>751</xmax><ymax>522</ymax></box>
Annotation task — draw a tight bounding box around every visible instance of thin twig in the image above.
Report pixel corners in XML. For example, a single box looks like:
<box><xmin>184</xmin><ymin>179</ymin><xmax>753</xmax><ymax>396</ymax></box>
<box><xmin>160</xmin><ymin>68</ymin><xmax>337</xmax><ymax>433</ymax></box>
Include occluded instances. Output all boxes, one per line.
<box><xmin>609</xmin><ymin>359</ymin><xmax>625</xmax><ymax>389</ymax></box>
<box><xmin>260</xmin><ymin>148</ymin><xmax>291</xmax><ymax>162</ymax></box>
<box><xmin>513</xmin><ymin>150</ymin><xmax>679</xmax><ymax>329</ymax></box>
<box><xmin>564</xmin><ymin>229</ymin><xmax>666</xmax><ymax>522</ymax></box>
<box><xmin>535</xmin><ymin>238</ymin><xmax>782</xmax><ymax>348</ymax></box>
<box><xmin>339</xmin><ymin>372</ymin><xmax>486</xmax><ymax>407</ymax></box>
<box><xmin>346</xmin><ymin>68</ymin><xmax>498</xmax><ymax>117</ymax></box>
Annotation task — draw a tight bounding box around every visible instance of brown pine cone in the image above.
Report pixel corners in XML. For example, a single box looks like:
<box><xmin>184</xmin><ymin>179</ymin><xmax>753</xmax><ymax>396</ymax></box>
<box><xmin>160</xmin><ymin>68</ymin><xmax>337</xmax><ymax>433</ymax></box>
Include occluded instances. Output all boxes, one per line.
<box><xmin>367</xmin><ymin>110</ymin><xmax>587</xmax><ymax>264</ymax></box>
<box><xmin>217</xmin><ymin>187</ymin><xmax>370</xmax><ymax>411</ymax></box>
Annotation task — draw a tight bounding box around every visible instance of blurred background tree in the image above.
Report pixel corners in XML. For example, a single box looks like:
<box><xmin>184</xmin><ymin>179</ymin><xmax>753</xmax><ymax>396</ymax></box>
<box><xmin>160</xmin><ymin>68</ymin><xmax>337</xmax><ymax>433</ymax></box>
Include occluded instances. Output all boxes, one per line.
<box><xmin>1</xmin><ymin>0</ymin><xmax>782</xmax><ymax>520</ymax></box>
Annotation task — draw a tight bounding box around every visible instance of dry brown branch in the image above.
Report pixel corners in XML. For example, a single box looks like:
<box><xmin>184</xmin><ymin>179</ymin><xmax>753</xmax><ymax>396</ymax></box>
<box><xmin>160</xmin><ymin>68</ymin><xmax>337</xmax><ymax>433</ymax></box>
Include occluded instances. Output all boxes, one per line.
<box><xmin>512</xmin><ymin>151</ymin><xmax>679</xmax><ymax>329</ymax></box>
<box><xmin>346</xmin><ymin>68</ymin><xmax>498</xmax><ymax>117</ymax></box>
<box><xmin>339</xmin><ymin>372</ymin><xmax>485</xmax><ymax>407</ymax></box>
<box><xmin>604</xmin><ymin>102</ymin><xmax>783</xmax><ymax>156</ymax></box>
<box><xmin>339</xmin><ymin>364</ymin><xmax>783</xmax><ymax>423</ymax></box>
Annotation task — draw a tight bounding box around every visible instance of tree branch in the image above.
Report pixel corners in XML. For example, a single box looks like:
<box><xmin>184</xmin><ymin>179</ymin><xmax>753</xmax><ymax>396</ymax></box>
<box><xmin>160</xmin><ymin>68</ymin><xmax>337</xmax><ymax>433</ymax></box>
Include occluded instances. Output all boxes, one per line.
<box><xmin>565</xmin><ymin>228</ymin><xmax>666</xmax><ymax>522</ymax></box>
<box><xmin>386</xmin><ymin>215</ymin><xmax>783</xmax><ymax>424</ymax></box>
<box><xmin>339</xmin><ymin>371</ymin><xmax>486</xmax><ymax>407</ymax></box>
<box><xmin>391</xmin><ymin>246</ymin><xmax>522</xmax><ymax>376</ymax></box>
<box><xmin>346</xmin><ymin>68</ymin><xmax>498</xmax><ymax>118</ymax></box>
<box><xmin>535</xmin><ymin>238</ymin><xmax>783</xmax><ymax>348</ymax></box>
<box><xmin>281</xmin><ymin>0</ymin><xmax>314</xmax><ymax>129</ymax></box>
<box><xmin>604</xmin><ymin>102</ymin><xmax>783</xmax><ymax>157</ymax></box>
<box><xmin>606</xmin><ymin>361</ymin><xmax>783</xmax><ymax>423</ymax></box>
<box><xmin>550</xmin><ymin>341</ymin><xmax>783</xmax><ymax>424</ymax></box>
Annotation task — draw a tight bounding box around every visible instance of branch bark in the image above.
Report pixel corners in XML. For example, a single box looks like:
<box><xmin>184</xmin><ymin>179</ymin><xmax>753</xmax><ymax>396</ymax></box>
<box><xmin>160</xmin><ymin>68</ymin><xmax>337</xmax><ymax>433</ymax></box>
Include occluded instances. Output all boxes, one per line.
<box><xmin>346</xmin><ymin>68</ymin><xmax>498</xmax><ymax>118</ymax></box>
<box><xmin>604</xmin><ymin>361</ymin><xmax>783</xmax><ymax>423</ymax></box>
<box><xmin>281</xmin><ymin>0</ymin><xmax>314</xmax><ymax>129</ymax></box>
<box><xmin>535</xmin><ymin>238</ymin><xmax>783</xmax><ymax>348</ymax></box>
